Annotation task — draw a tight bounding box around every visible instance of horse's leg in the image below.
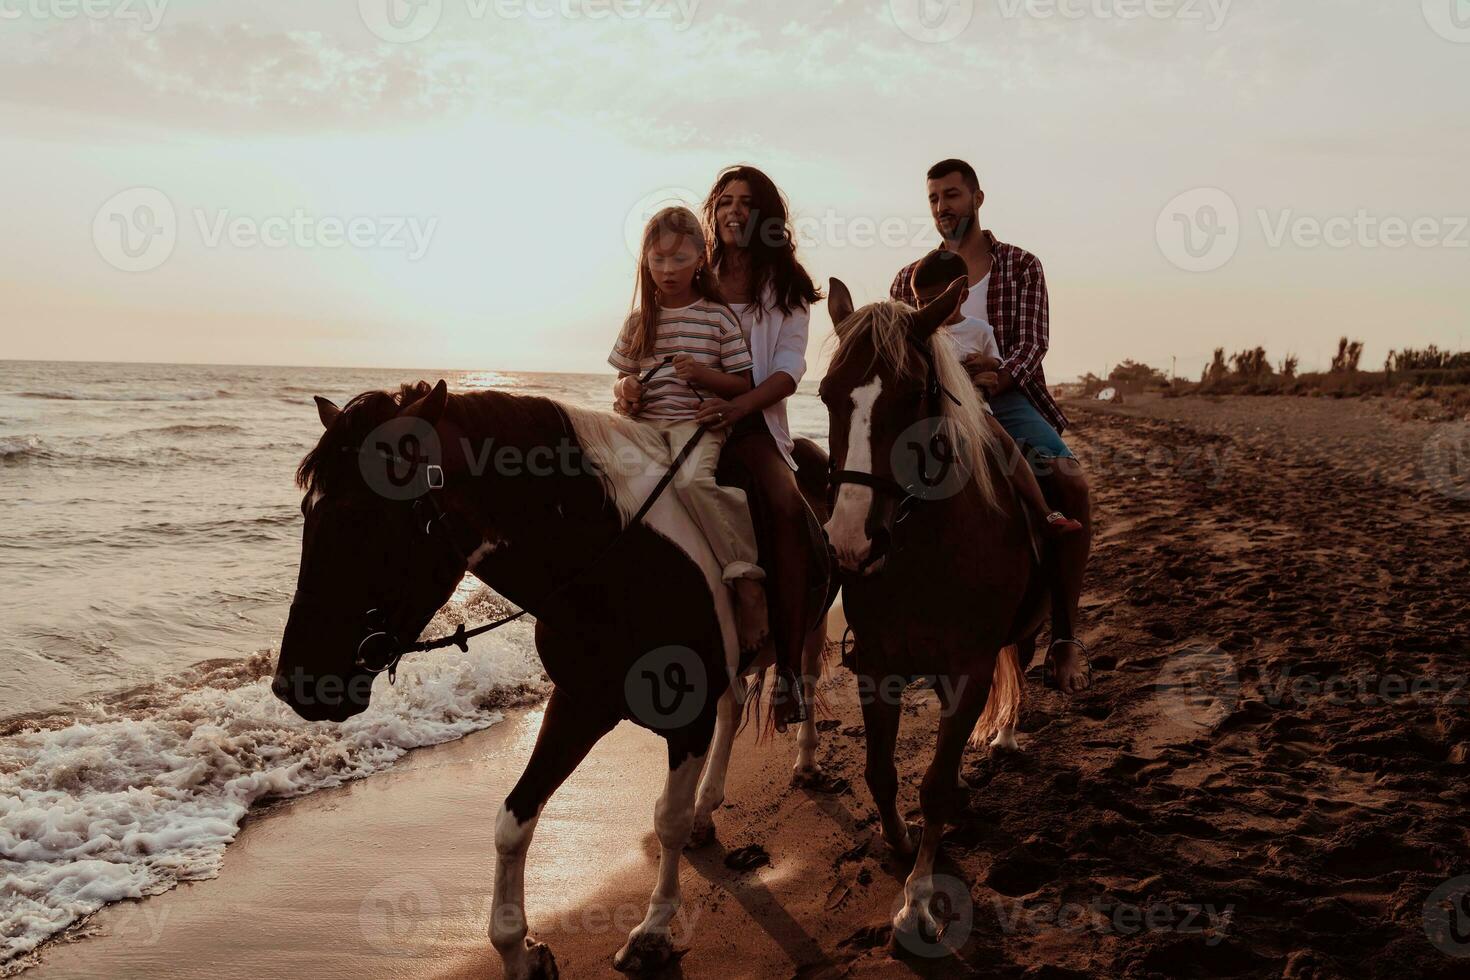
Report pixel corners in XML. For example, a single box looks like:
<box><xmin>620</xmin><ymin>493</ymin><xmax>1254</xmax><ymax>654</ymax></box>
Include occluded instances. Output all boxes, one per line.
<box><xmin>492</xmin><ymin>687</ymin><xmax>617</xmax><ymax>980</ymax></box>
<box><xmin>792</xmin><ymin>616</ymin><xmax>827</xmax><ymax>784</ymax></box>
<box><xmin>691</xmin><ymin>684</ymin><xmax>740</xmax><ymax>846</ymax></box>
<box><xmin>613</xmin><ymin>740</ymin><xmax>707</xmax><ymax>973</ymax></box>
<box><xmin>893</xmin><ymin>664</ymin><xmax>992</xmax><ymax>951</ymax></box>
<box><xmin>860</xmin><ymin>677</ymin><xmax>913</xmax><ymax>856</ymax></box>
<box><xmin>988</xmin><ymin>637</ymin><xmax>1031</xmax><ymax>754</ymax></box>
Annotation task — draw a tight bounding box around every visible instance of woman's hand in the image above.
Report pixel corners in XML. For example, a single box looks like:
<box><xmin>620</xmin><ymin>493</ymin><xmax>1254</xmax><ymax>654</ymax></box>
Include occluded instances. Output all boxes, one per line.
<box><xmin>671</xmin><ymin>353</ymin><xmax>704</xmax><ymax>384</ymax></box>
<box><xmin>614</xmin><ymin>376</ymin><xmax>644</xmax><ymax>417</ymax></box>
<box><xmin>694</xmin><ymin>397</ymin><xmax>750</xmax><ymax>432</ymax></box>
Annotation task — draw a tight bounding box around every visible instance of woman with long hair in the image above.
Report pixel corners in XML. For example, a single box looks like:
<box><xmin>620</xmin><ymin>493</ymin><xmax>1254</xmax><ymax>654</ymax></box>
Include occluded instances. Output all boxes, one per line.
<box><xmin>691</xmin><ymin>165</ymin><xmax>825</xmax><ymax>730</ymax></box>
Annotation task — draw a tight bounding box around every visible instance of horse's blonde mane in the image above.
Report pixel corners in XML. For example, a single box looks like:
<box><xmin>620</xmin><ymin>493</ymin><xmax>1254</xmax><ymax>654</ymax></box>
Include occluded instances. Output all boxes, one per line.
<box><xmin>832</xmin><ymin>300</ymin><xmax>1003</xmax><ymax>512</ymax></box>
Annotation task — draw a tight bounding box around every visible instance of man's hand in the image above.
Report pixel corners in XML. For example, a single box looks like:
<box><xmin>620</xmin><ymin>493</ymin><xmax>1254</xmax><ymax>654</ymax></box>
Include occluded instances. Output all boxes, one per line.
<box><xmin>671</xmin><ymin>353</ymin><xmax>705</xmax><ymax>384</ymax></box>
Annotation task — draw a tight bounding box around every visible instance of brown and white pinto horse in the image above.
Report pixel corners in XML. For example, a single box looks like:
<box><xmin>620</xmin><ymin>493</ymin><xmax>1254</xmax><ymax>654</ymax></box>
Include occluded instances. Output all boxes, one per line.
<box><xmin>273</xmin><ymin>381</ymin><xmax>828</xmax><ymax>978</ymax></box>
<box><xmin>820</xmin><ymin>277</ymin><xmax>1049</xmax><ymax>951</ymax></box>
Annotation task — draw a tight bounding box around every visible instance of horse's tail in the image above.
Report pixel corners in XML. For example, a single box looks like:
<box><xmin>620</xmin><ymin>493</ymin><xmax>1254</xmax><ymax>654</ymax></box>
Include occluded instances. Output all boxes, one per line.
<box><xmin>970</xmin><ymin>644</ymin><xmax>1024</xmax><ymax>748</ymax></box>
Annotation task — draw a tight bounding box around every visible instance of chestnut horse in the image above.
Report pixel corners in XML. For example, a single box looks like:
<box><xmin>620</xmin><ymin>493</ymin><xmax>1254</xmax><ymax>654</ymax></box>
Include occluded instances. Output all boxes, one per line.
<box><xmin>820</xmin><ymin>277</ymin><xmax>1048</xmax><ymax>950</ymax></box>
<box><xmin>272</xmin><ymin>382</ymin><xmax>828</xmax><ymax>978</ymax></box>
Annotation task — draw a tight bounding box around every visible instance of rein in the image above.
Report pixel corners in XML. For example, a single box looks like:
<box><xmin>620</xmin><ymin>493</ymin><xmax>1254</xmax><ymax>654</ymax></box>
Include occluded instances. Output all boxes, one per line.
<box><xmin>355</xmin><ymin>359</ymin><xmax>710</xmax><ymax>681</ymax></box>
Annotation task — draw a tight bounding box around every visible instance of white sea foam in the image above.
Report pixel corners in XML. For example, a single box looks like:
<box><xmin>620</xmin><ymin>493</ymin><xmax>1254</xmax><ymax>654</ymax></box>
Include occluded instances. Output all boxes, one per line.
<box><xmin>0</xmin><ymin>591</ymin><xmax>547</xmax><ymax>971</ymax></box>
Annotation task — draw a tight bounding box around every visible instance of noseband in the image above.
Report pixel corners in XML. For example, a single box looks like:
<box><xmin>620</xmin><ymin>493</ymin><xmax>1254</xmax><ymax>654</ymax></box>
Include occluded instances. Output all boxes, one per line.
<box><xmin>828</xmin><ymin>341</ymin><xmax>963</xmax><ymax>572</ymax></box>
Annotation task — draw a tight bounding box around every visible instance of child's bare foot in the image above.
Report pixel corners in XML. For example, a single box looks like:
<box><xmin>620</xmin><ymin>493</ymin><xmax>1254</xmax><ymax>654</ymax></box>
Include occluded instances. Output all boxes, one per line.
<box><xmin>1044</xmin><ymin>511</ymin><xmax>1083</xmax><ymax>535</ymax></box>
<box><xmin>732</xmin><ymin>579</ymin><xmax>770</xmax><ymax>657</ymax></box>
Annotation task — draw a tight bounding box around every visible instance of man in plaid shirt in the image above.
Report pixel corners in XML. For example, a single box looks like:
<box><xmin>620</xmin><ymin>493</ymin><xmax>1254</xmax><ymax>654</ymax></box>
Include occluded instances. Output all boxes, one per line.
<box><xmin>891</xmin><ymin>158</ymin><xmax>1094</xmax><ymax>695</ymax></box>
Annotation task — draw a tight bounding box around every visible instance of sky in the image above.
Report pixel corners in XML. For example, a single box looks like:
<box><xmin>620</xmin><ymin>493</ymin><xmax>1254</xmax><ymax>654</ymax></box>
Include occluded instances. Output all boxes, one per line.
<box><xmin>1</xmin><ymin>0</ymin><xmax>1467</xmax><ymax>381</ymax></box>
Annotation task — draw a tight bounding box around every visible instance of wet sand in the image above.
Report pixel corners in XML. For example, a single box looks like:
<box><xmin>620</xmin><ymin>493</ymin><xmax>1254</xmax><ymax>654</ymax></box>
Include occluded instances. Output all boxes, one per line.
<box><xmin>28</xmin><ymin>394</ymin><xmax>1470</xmax><ymax>979</ymax></box>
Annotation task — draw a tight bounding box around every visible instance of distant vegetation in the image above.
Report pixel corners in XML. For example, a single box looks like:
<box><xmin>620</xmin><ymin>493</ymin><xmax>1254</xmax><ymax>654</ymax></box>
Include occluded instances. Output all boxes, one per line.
<box><xmin>1063</xmin><ymin>338</ymin><xmax>1470</xmax><ymax>420</ymax></box>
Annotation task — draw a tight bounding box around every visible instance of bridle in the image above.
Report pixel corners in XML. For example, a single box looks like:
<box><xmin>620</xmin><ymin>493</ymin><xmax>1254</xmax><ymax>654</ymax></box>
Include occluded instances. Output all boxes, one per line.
<box><xmin>296</xmin><ymin>360</ymin><xmax>713</xmax><ymax>684</ymax></box>
<box><xmin>827</xmin><ymin>338</ymin><xmax>963</xmax><ymax>572</ymax></box>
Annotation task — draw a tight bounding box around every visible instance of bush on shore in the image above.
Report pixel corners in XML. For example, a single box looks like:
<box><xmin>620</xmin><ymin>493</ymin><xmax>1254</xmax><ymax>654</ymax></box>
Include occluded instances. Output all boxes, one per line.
<box><xmin>1152</xmin><ymin>338</ymin><xmax>1470</xmax><ymax>419</ymax></box>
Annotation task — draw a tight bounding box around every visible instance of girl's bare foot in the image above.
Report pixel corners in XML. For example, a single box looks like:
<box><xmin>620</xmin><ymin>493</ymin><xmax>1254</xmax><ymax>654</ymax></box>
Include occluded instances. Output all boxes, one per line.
<box><xmin>732</xmin><ymin>578</ymin><xmax>770</xmax><ymax>657</ymax></box>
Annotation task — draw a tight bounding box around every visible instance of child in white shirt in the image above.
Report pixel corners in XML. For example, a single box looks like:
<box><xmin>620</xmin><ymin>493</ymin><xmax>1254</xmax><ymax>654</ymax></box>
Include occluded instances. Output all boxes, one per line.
<box><xmin>910</xmin><ymin>250</ymin><xmax>1083</xmax><ymax>536</ymax></box>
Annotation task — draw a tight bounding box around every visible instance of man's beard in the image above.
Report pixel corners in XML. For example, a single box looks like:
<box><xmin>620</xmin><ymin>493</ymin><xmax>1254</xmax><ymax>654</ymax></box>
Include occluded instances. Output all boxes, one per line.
<box><xmin>939</xmin><ymin>210</ymin><xmax>976</xmax><ymax>245</ymax></box>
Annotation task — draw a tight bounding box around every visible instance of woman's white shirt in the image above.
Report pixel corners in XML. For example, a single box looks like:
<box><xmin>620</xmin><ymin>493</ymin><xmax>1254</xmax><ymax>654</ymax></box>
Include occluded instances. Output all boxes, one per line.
<box><xmin>728</xmin><ymin>287</ymin><xmax>809</xmax><ymax>471</ymax></box>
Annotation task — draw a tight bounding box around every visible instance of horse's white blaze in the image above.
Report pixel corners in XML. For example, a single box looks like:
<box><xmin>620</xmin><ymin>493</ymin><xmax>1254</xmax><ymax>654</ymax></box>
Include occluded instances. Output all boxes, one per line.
<box><xmin>825</xmin><ymin>377</ymin><xmax>883</xmax><ymax>566</ymax></box>
<box><xmin>563</xmin><ymin>407</ymin><xmax>740</xmax><ymax>675</ymax></box>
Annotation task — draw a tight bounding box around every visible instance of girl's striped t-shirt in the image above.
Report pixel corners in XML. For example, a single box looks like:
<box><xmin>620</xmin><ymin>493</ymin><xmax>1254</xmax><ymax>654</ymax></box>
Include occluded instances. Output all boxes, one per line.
<box><xmin>609</xmin><ymin>300</ymin><xmax>753</xmax><ymax>420</ymax></box>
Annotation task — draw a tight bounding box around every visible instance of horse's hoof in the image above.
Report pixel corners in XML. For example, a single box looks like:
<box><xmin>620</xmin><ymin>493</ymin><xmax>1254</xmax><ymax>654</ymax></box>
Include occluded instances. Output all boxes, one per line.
<box><xmin>613</xmin><ymin>932</ymin><xmax>680</xmax><ymax>975</ymax></box>
<box><xmin>882</xmin><ymin>823</ymin><xmax>918</xmax><ymax>859</ymax></box>
<box><xmin>989</xmin><ymin>730</ymin><xmax>1021</xmax><ymax>754</ymax></box>
<box><xmin>687</xmin><ymin>820</ymin><xmax>716</xmax><ymax>849</ymax></box>
<box><xmin>506</xmin><ymin>938</ymin><xmax>559</xmax><ymax>980</ymax></box>
<box><xmin>526</xmin><ymin>940</ymin><xmax>560</xmax><ymax>980</ymax></box>
<box><xmin>890</xmin><ymin>901</ymin><xmax>941</xmax><ymax>957</ymax></box>
<box><xmin>791</xmin><ymin>763</ymin><xmax>822</xmax><ymax>787</ymax></box>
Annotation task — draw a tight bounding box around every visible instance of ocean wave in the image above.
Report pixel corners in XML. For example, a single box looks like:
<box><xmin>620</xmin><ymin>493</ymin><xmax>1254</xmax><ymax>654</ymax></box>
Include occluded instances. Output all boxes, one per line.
<box><xmin>16</xmin><ymin>390</ymin><xmax>231</xmax><ymax>403</ymax></box>
<box><xmin>131</xmin><ymin>424</ymin><xmax>247</xmax><ymax>437</ymax></box>
<box><xmin>0</xmin><ymin>595</ymin><xmax>548</xmax><ymax>970</ymax></box>
<box><xmin>0</xmin><ymin>437</ymin><xmax>51</xmax><ymax>464</ymax></box>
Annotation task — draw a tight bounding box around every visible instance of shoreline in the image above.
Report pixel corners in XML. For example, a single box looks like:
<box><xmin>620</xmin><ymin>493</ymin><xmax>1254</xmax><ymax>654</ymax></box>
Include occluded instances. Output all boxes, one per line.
<box><xmin>20</xmin><ymin>394</ymin><xmax>1470</xmax><ymax>979</ymax></box>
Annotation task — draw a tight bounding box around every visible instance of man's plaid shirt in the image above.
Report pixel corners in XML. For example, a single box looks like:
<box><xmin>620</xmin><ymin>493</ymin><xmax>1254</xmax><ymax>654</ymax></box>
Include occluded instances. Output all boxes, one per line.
<box><xmin>890</xmin><ymin>232</ymin><xmax>1068</xmax><ymax>435</ymax></box>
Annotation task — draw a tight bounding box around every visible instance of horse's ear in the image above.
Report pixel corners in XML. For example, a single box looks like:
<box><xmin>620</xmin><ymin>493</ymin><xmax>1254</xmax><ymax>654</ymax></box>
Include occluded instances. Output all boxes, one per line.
<box><xmin>910</xmin><ymin>276</ymin><xmax>966</xmax><ymax>340</ymax></box>
<box><xmin>828</xmin><ymin>278</ymin><xmax>855</xmax><ymax>329</ymax></box>
<box><xmin>403</xmin><ymin>380</ymin><xmax>449</xmax><ymax>425</ymax></box>
<box><xmin>314</xmin><ymin>396</ymin><xmax>341</xmax><ymax>430</ymax></box>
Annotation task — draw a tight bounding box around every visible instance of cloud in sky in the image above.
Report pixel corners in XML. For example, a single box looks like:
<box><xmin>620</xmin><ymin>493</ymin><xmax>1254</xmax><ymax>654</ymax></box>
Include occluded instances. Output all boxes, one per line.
<box><xmin>2</xmin><ymin>0</ymin><xmax>1467</xmax><ymax>377</ymax></box>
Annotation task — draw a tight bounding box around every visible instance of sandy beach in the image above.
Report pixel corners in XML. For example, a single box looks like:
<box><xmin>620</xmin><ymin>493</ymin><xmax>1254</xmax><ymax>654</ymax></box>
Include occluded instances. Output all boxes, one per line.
<box><xmin>25</xmin><ymin>393</ymin><xmax>1470</xmax><ymax>980</ymax></box>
